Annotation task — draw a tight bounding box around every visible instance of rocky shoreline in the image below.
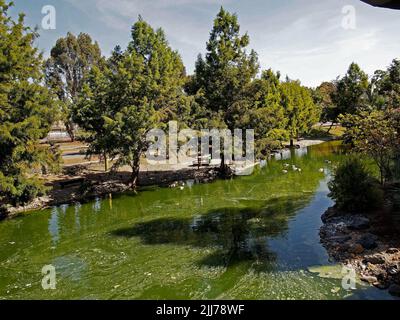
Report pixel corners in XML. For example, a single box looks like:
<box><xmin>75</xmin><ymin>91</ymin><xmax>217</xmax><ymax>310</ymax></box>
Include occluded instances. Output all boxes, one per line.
<box><xmin>0</xmin><ymin>167</ymin><xmax>219</xmax><ymax>220</ymax></box>
<box><xmin>320</xmin><ymin>207</ymin><xmax>400</xmax><ymax>297</ymax></box>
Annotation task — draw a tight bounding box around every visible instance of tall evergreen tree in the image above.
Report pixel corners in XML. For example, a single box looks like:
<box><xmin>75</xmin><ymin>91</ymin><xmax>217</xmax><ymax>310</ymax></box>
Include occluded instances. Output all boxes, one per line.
<box><xmin>189</xmin><ymin>7</ymin><xmax>259</xmax><ymax>127</ymax></box>
<box><xmin>188</xmin><ymin>7</ymin><xmax>259</xmax><ymax>169</ymax></box>
<box><xmin>0</xmin><ymin>1</ymin><xmax>58</xmax><ymax>207</ymax></box>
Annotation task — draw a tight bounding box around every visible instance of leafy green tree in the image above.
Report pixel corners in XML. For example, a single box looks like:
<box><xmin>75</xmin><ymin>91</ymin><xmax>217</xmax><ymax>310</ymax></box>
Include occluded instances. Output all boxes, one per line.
<box><xmin>75</xmin><ymin>18</ymin><xmax>187</xmax><ymax>187</ymax></box>
<box><xmin>45</xmin><ymin>32</ymin><xmax>102</xmax><ymax>140</ymax></box>
<box><xmin>233</xmin><ymin>69</ymin><xmax>288</xmax><ymax>158</ymax></box>
<box><xmin>371</xmin><ymin>59</ymin><xmax>400</xmax><ymax>109</ymax></box>
<box><xmin>280</xmin><ymin>80</ymin><xmax>320</xmax><ymax>147</ymax></box>
<box><xmin>73</xmin><ymin>63</ymin><xmax>113</xmax><ymax>171</ymax></box>
<box><xmin>341</xmin><ymin>110</ymin><xmax>399</xmax><ymax>185</ymax></box>
<box><xmin>0</xmin><ymin>1</ymin><xmax>58</xmax><ymax>207</ymax></box>
<box><xmin>314</xmin><ymin>81</ymin><xmax>338</xmax><ymax>132</ymax></box>
<box><xmin>328</xmin><ymin>156</ymin><xmax>383</xmax><ymax>212</ymax></box>
<box><xmin>332</xmin><ymin>63</ymin><xmax>369</xmax><ymax>116</ymax></box>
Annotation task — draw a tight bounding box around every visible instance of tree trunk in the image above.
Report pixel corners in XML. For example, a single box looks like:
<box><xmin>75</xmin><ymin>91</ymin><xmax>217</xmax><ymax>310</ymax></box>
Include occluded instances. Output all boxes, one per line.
<box><xmin>327</xmin><ymin>122</ymin><xmax>334</xmax><ymax>134</ymax></box>
<box><xmin>130</xmin><ymin>160</ymin><xmax>140</xmax><ymax>189</ymax></box>
<box><xmin>290</xmin><ymin>138</ymin><xmax>295</xmax><ymax>148</ymax></box>
<box><xmin>220</xmin><ymin>152</ymin><xmax>228</xmax><ymax>175</ymax></box>
<box><xmin>104</xmin><ymin>152</ymin><xmax>109</xmax><ymax>172</ymax></box>
<box><xmin>65</xmin><ymin>121</ymin><xmax>75</xmax><ymax>142</ymax></box>
<box><xmin>219</xmin><ymin>152</ymin><xmax>233</xmax><ymax>179</ymax></box>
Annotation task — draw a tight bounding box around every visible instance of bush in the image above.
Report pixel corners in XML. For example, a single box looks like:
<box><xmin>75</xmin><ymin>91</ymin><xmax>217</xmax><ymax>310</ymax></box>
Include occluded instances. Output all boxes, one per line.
<box><xmin>0</xmin><ymin>176</ymin><xmax>47</xmax><ymax>207</ymax></box>
<box><xmin>328</xmin><ymin>156</ymin><xmax>383</xmax><ymax>212</ymax></box>
<box><xmin>256</xmin><ymin>138</ymin><xmax>283</xmax><ymax>159</ymax></box>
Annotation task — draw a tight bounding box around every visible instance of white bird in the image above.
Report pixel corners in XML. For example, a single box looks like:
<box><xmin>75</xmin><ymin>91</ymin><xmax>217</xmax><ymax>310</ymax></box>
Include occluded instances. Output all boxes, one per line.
<box><xmin>284</xmin><ymin>163</ymin><xmax>290</xmax><ymax>168</ymax></box>
<box><xmin>282</xmin><ymin>170</ymin><xmax>288</xmax><ymax>174</ymax></box>
<box><xmin>298</xmin><ymin>168</ymin><xmax>302</xmax><ymax>172</ymax></box>
<box><xmin>319</xmin><ymin>168</ymin><xmax>324</xmax><ymax>173</ymax></box>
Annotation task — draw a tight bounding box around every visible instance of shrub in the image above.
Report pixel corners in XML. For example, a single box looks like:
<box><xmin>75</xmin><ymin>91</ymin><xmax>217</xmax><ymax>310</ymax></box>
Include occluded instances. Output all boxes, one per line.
<box><xmin>0</xmin><ymin>176</ymin><xmax>47</xmax><ymax>207</ymax></box>
<box><xmin>328</xmin><ymin>156</ymin><xmax>383</xmax><ymax>212</ymax></box>
<box><xmin>256</xmin><ymin>138</ymin><xmax>283</xmax><ymax>159</ymax></box>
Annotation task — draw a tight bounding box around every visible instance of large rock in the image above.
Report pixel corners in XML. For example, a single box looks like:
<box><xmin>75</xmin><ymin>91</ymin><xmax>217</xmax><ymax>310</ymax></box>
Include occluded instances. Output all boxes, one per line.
<box><xmin>363</xmin><ymin>254</ymin><xmax>386</xmax><ymax>265</ymax></box>
<box><xmin>357</xmin><ymin>233</ymin><xmax>378</xmax><ymax>250</ymax></box>
<box><xmin>388</xmin><ymin>284</ymin><xmax>400</xmax><ymax>297</ymax></box>
<box><xmin>329</xmin><ymin>235</ymin><xmax>352</xmax><ymax>244</ymax></box>
<box><xmin>347</xmin><ymin>216</ymin><xmax>370</xmax><ymax>230</ymax></box>
<box><xmin>321</xmin><ymin>207</ymin><xmax>337</xmax><ymax>223</ymax></box>
<box><xmin>360</xmin><ymin>275</ymin><xmax>378</xmax><ymax>284</ymax></box>
<box><xmin>349</xmin><ymin>243</ymin><xmax>365</xmax><ymax>254</ymax></box>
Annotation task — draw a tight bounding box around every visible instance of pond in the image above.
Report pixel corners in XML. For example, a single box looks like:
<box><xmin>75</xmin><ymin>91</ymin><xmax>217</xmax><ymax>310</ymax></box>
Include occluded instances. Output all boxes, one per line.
<box><xmin>0</xmin><ymin>141</ymin><xmax>396</xmax><ymax>300</ymax></box>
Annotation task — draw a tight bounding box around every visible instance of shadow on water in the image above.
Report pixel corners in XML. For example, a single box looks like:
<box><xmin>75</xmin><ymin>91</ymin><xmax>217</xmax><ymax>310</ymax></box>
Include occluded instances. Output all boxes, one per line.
<box><xmin>111</xmin><ymin>194</ymin><xmax>314</xmax><ymax>271</ymax></box>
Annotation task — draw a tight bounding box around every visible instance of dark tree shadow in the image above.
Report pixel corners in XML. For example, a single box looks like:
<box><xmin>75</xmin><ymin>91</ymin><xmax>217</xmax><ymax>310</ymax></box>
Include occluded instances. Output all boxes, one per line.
<box><xmin>111</xmin><ymin>195</ymin><xmax>313</xmax><ymax>271</ymax></box>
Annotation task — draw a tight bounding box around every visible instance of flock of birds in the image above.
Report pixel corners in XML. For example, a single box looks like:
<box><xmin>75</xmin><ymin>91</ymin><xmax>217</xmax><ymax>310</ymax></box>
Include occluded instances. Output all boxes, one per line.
<box><xmin>169</xmin><ymin>181</ymin><xmax>186</xmax><ymax>190</ymax></box>
<box><xmin>282</xmin><ymin>160</ymin><xmax>332</xmax><ymax>174</ymax></box>
<box><xmin>282</xmin><ymin>163</ymin><xmax>301</xmax><ymax>174</ymax></box>
<box><xmin>170</xmin><ymin>160</ymin><xmax>335</xmax><ymax>189</ymax></box>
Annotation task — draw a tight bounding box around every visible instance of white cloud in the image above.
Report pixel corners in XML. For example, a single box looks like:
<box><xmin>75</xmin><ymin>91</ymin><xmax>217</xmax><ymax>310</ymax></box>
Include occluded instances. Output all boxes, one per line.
<box><xmin>58</xmin><ymin>0</ymin><xmax>400</xmax><ymax>86</ymax></box>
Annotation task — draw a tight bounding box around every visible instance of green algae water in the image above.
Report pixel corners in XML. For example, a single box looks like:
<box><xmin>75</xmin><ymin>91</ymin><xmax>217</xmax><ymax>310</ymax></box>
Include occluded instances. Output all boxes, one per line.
<box><xmin>0</xmin><ymin>142</ymin><xmax>396</xmax><ymax>300</ymax></box>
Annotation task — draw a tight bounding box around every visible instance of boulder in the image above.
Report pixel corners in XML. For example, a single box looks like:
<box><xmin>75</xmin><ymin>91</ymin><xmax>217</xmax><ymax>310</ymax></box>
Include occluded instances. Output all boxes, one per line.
<box><xmin>357</xmin><ymin>233</ymin><xmax>378</xmax><ymax>250</ymax></box>
<box><xmin>360</xmin><ymin>275</ymin><xmax>378</xmax><ymax>284</ymax></box>
<box><xmin>321</xmin><ymin>207</ymin><xmax>337</xmax><ymax>223</ymax></box>
<box><xmin>348</xmin><ymin>243</ymin><xmax>365</xmax><ymax>254</ymax></box>
<box><xmin>329</xmin><ymin>235</ymin><xmax>352</xmax><ymax>244</ymax></box>
<box><xmin>347</xmin><ymin>216</ymin><xmax>370</xmax><ymax>230</ymax></box>
<box><xmin>388</xmin><ymin>284</ymin><xmax>400</xmax><ymax>297</ymax></box>
<box><xmin>363</xmin><ymin>254</ymin><xmax>386</xmax><ymax>265</ymax></box>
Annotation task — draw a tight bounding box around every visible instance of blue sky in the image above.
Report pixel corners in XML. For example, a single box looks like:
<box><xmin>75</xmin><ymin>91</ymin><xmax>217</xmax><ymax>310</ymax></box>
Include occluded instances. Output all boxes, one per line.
<box><xmin>10</xmin><ymin>0</ymin><xmax>400</xmax><ymax>87</ymax></box>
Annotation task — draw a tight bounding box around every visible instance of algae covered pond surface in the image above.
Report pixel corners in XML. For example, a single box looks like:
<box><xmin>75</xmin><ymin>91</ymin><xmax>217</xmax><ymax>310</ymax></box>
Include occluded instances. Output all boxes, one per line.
<box><xmin>0</xmin><ymin>142</ymin><xmax>395</xmax><ymax>300</ymax></box>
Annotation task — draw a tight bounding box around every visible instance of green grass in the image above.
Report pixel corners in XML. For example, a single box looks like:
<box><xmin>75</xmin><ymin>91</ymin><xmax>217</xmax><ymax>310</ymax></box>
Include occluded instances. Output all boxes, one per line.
<box><xmin>306</xmin><ymin>125</ymin><xmax>345</xmax><ymax>139</ymax></box>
